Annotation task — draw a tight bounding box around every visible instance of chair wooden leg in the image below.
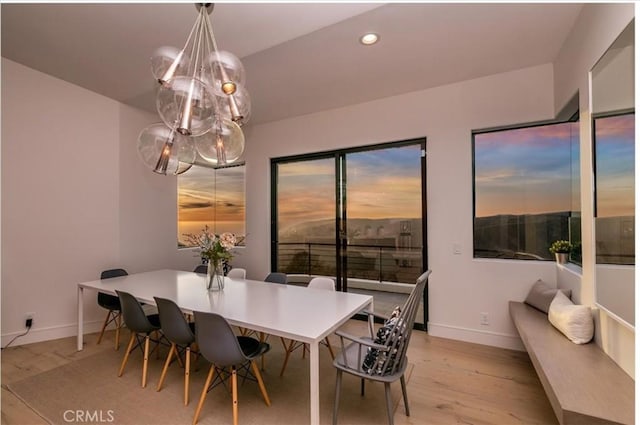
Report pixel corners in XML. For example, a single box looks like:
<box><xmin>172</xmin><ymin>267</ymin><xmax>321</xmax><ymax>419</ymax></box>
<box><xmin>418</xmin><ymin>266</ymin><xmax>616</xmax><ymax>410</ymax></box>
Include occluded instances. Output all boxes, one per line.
<box><xmin>279</xmin><ymin>340</ymin><xmax>296</xmax><ymax>377</ymax></box>
<box><xmin>250</xmin><ymin>360</ymin><xmax>271</xmax><ymax>406</ymax></box>
<box><xmin>96</xmin><ymin>310</ymin><xmax>111</xmax><ymax>345</ymax></box>
<box><xmin>231</xmin><ymin>367</ymin><xmax>239</xmax><ymax>425</ymax></box>
<box><xmin>259</xmin><ymin>332</ymin><xmax>267</xmax><ymax>370</ymax></box>
<box><xmin>384</xmin><ymin>382</ymin><xmax>394</xmax><ymax>425</ymax></box>
<box><xmin>157</xmin><ymin>342</ymin><xmax>176</xmax><ymax>392</ymax></box>
<box><xmin>400</xmin><ymin>374</ymin><xmax>410</xmax><ymax>416</ymax></box>
<box><xmin>114</xmin><ymin>313</ymin><xmax>121</xmax><ymax>351</ymax></box>
<box><xmin>155</xmin><ymin>330</ymin><xmax>160</xmax><ymax>359</ymax></box>
<box><xmin>118</xmin><ymin>332</ymin><xmax>136</xmax><ymax>377</ymax></box>
<box><xmin>142</xmin><ymin>335</ymin><xmax>150</xmax><ymax>388</ymax></box>
<box><xmin>360</xmin><ymin>378</ymin><xmax>365</xmax><ymax>396</ymax></box>
<box><xmin>332</xmin><ymin>369</ymin><xmax>342</xmax><ymax>425</ymax></box>
<box><xmin>184</xmin><ymin>347</ymin><xmax>191</xmax><ymax>406</ymax></box>
<box><xmin>192</xmin><ymin>365</ymin><xmax>215</xmax><ymax>425</ymax></box>
<box><xmin>176</xmin><ymin>349</ymin><xmax>185</xmax><ymax>368</ymax></box>
<box><xmin>325</xmin><ymin>337</ymin><xmax>335</xmax><ymax>359</ymax></box>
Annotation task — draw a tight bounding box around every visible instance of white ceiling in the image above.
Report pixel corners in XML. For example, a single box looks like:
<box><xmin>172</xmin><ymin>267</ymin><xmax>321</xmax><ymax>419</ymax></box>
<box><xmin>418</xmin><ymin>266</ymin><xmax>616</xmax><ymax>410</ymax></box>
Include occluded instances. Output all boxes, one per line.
<box><xmin>1</xmin><ymin>3</ymin><xmax>583</xmax><ymax>125</ymax></box>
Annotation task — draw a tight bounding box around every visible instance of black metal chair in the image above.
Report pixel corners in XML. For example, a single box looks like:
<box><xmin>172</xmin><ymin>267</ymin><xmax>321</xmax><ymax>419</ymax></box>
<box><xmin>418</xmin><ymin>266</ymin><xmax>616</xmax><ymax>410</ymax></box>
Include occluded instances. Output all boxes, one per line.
<box><xmin>154</xmin><ymin>297</ymin><xmax>197</xmax><ymax>406</ymax></box>
<box><xmin>116</xmin><ymin>290</ymin><xmax>163</xmax><ymax>388</ymax></box>
<box><xmin>192</xmin><ymin>311</ymin><xmax>271</xmax><ymax>425</ymax></box>
<box><xmin>97</xmin><ymin>268</ymin><xmax>128</xmax><ymax>350</ymax></box>
<box><xmin>332</xmin><ymin>270</ymin><xmax>431</xmax><ymax>425</ymax></box>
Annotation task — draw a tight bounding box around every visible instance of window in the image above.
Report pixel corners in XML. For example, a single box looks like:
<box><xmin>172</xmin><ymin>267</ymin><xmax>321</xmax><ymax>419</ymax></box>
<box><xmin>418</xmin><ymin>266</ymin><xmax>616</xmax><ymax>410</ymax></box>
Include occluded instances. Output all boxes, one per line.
<box><xmin>271</xmin><ymin>139</ymin><xmax>427</xmax><ymax>326</ymax></box>
<box><xmin>594</xmin><ymin>112</ymin><xmax>635</xmax><ymax>265</ymax></box>
<box><xmin>473</xmin><ymin>119</ymin><xmax>580</xmax><ymax>261</ymax></box>
<box><xmin>177</xmin><ymin>164</ymin><xmax>246</xmax><ymax>247</ymax></box>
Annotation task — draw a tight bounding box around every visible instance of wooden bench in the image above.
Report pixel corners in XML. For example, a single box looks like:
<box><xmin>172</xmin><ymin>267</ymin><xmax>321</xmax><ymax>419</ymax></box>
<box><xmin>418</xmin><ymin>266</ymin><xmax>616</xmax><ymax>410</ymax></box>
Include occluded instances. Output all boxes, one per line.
<box><xmin>509</xmin><ymin>301</ymin><xmax>634</xmax><ymax>425</ymax></box>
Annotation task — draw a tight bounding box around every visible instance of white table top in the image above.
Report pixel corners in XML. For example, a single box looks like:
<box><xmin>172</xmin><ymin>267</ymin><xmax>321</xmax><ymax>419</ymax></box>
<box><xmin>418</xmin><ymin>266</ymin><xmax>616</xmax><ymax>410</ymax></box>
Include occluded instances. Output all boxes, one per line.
<box><xmin>79</xmin><ymin>269</ymin><xmax>372</xmax><ymax>343</ymax></box>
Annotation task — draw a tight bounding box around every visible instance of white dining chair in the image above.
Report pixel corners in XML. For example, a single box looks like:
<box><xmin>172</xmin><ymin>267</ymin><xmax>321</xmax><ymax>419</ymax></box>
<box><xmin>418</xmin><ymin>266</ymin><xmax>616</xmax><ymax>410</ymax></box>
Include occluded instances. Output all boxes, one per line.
<box><xmin>227</xmin><ymin>268</ymin><xmax>246</xmax><ymax>279</ymax></box>
<box><xmin>279</xmin><ymin>276</ymin><xmax>336</xmax><ymax>376</ymax></box>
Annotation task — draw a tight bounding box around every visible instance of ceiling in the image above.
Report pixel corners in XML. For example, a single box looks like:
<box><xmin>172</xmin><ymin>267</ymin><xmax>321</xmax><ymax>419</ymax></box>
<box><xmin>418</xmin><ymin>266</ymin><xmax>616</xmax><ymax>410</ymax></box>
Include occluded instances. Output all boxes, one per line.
<box><xmin>1</xmin><ymin>3</ymin><xmax>583</xmax><ymax>126</ymax></box>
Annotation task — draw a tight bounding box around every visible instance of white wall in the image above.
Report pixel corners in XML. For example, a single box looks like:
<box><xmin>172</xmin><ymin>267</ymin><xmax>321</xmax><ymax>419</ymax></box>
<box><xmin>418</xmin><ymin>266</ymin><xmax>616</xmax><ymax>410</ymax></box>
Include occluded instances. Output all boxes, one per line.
<box><xmin>552</xmin><ymin>3</ymin><xmax>634</xmax><ymax>377</ymax></box>
<box><xmin>236</xmin><ymin>64</ymin><xmax>557</xmax><ymax>350</ymax></box>
<box><xmin>2</xmin><ymin>59</ymin><xmax>120</xmax><ymax>344</ymax></box>
<box><xmin>0</xmin><ymin>59</ymin><xmax>194</xmax><ymax>346</ymax></box>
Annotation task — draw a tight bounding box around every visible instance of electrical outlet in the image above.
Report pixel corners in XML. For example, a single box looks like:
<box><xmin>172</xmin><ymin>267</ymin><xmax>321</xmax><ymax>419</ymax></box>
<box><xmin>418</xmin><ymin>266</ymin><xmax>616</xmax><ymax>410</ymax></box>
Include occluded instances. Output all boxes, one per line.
<box><xmin>25</xmin><ymin>312</ymin><xmax>35</xmax><ymax>328</ymax></box>
<box><xmin>480</xmin><ymin>312</ymin><xmax>489</xmax><ymax>326</ymax></box>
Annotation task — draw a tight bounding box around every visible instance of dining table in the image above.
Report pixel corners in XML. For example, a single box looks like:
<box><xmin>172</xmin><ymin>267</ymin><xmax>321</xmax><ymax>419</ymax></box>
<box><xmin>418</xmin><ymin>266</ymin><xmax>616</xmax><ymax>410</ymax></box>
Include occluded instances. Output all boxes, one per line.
<box><xmin>77</xmin><ymin>269</ymin><xmax>373</xmax><ymax>425</ymax></box>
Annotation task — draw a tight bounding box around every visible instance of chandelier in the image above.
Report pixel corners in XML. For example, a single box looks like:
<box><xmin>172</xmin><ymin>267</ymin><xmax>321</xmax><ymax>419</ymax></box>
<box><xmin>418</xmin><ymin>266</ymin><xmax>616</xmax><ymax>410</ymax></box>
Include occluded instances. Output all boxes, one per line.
<box><xmin>137</xmin><ymin>3</ymin><xmax>249</xmax><ymax>175</ymax></box>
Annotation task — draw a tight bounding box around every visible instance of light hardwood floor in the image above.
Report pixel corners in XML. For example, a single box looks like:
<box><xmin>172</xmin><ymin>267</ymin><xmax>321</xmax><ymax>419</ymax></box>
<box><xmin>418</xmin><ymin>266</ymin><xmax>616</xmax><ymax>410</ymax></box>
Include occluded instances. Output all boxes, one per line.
<box><xmin>1</xmin><ymin>321</ymin><xmax>557</xmax><ymax>424</ymax></box>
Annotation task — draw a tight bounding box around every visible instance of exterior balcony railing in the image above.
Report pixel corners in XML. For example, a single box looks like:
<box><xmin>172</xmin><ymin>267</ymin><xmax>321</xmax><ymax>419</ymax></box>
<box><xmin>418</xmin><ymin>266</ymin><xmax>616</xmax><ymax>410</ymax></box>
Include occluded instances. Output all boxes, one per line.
<box><xmin>276</xmin><ymin>242</ymin><xmax>423</xmax><ymax>284</ymax></box>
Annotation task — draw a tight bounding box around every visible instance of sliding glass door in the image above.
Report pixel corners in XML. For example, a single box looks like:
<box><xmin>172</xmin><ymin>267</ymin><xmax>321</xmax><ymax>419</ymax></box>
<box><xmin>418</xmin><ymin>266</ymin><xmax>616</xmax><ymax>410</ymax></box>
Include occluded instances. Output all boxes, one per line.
<box><xmin>271</xmin><ymin>138</ymin><xmax>427</xmax><ymax>326</ymax></box>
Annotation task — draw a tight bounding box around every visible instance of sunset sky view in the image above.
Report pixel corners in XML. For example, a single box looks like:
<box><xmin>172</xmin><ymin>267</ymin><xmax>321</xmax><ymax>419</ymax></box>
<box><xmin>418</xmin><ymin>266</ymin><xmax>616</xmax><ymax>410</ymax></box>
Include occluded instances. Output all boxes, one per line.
<box><xmin>177</xmin><ymin>165</ymin><xmax>245</xmax><ymax>243</ymax></box>
<box><xmin>177</xmin><ymin>115</ymin><xmax>632</xmax><ymax>245</ymax></box>
<box><xmin>474</xmin><ymin>122</ymin><xmax>578</xmax><ymax>217</ymax></box>
<box><xmin>595</xmin><ymin>113</ymin><xmax>635</xmax><ymax>218</ymax></box>
<box><xmin>277</xmin><ymin>144</ymin><xmax>423</xmax><ymax>231</ymax></box>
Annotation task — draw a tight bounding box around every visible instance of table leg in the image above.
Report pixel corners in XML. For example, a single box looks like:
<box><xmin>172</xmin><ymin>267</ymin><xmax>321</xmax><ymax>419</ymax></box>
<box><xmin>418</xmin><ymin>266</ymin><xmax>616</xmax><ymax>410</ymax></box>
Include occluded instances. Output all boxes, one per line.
<box><xmin>77</xmin><ymin>286</ymin><xmax>84</xmax><ymax>351</ymax></box>
<box><xmin>309</xmin><ymin>341</ymin><xmax>320</xmax><ymax>425</ymax></box>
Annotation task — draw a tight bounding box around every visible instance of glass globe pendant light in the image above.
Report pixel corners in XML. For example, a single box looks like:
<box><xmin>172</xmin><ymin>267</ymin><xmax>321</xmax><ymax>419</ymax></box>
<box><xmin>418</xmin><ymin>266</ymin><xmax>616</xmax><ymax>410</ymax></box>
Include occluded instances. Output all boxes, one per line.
<box><xmin>150</xmin><ymin>46</ymin><xmax>189</xmax><ymax>87</ymax></box>
<box><xmin>156</xmin><ymin>76</ymin><xmax>217</xmax><ymax>136</ymax></box>
<box><xmin>194</xmin><ymin>118</ymin><xmax>245</xmax><ymax>166</ymax></box>
<box><xmin>138</xmin><ymin>3</ymin><xmax>250</xmax><ymax>175</ymax></box>
<box><xmin>137</xmin><ymin>123</ymin><xmax>196</xmax><ymax>175</ymax></box>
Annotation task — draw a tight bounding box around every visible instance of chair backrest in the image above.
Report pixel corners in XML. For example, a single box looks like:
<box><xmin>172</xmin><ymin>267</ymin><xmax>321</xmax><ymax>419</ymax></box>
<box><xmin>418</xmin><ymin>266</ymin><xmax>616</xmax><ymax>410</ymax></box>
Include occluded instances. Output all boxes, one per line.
<box><xmin>98</xmin><ymin>268</ymin><xmax>128</xmax><ymax>307</ymax></box>
<box><xmin>193</xmin><ymin>264</ymin><xmax>208</xmax><ymax>274</ymax></box>
<box><xmin>101</xmin><ymin>268</ymin><xmax>128</xmax><ymax>279</ymax></box>
<box><xmin>264</xmin><ymin>272</ymin><xmax>287</xmax><ymax>284</ymax></box>
<box><xmin>116</xmin><ymin>290</ymin><xmax>156</xmax><ymax>334</ymax></box>
<box><xmin>227</xmin><ymin>268</ymin><xmax>246</xmax><ymax>279</ymax></box>
<box><xmin>154</xmin><ymin>297</ymin><xmax>194</xmax><ymax>346</ymax></box>
<box><xmin>194</xmin><ymin>311</ymin><xmax>246</xmax><ymax>367</ymax></box>
<box><xmin>378</xmin><ymin>270</ymin><xmax>431</xmax><ymax>375</ymax></box>
<box><xmin>308</xmin><ymin>277</ymin><xmax>335</xmax><ymax>291</ymax></box>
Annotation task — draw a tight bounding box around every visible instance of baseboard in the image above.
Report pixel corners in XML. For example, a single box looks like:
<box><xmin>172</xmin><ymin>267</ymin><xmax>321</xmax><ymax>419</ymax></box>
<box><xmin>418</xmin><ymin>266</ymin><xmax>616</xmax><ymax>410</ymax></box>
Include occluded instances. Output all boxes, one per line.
<box><xmin>1</xmin><ymin>320</ymin><xmax>105</xmax><ymax>348</ymax></box>
<box><xmin>428</xmin><ymin>322</ymin><xmax>525</xmax><ymax>351</ymax></box>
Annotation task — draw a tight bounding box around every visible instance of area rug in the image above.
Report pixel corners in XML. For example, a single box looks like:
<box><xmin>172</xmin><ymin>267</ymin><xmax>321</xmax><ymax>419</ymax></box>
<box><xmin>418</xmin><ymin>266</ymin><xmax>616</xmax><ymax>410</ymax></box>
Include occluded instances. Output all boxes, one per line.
<box><xmin>6</xmin><ymin>338</ymin><xmax>413</xmax><ymax>425</ymax></box>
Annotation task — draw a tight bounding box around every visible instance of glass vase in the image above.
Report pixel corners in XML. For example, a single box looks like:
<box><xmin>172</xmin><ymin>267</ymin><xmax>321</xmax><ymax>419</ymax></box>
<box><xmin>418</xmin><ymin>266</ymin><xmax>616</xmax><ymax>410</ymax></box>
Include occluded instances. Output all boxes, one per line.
<box><xmin>207</xmin><ymin>259</ymin><xmax>225</xmax><ymax>291</ymax></box>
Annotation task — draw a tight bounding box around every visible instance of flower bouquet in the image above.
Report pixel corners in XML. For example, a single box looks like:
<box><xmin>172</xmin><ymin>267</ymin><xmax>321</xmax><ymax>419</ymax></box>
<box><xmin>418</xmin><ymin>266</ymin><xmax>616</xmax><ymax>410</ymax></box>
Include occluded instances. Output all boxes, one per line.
<box><xmin>184</xmin><ymin>226</ymin><xmax>238</xmax><ymax>290</ymax></box>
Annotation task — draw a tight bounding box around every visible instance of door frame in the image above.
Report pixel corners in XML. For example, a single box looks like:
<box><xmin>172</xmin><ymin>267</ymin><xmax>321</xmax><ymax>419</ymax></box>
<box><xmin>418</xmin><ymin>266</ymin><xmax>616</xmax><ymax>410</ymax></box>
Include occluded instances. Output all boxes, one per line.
<box><xmin>270</xmin><ymin>137</ymin><xmax>428</xmax><ymax>327</ymax></box>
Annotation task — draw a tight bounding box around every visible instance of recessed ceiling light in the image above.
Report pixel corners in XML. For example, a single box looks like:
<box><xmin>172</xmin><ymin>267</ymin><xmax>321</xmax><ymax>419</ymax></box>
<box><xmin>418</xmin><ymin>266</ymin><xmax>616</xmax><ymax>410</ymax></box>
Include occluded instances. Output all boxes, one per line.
<box><xmin>360</xmin><ymin>33</ymin><xmax>379</xmax><ymax>46</ymax></box>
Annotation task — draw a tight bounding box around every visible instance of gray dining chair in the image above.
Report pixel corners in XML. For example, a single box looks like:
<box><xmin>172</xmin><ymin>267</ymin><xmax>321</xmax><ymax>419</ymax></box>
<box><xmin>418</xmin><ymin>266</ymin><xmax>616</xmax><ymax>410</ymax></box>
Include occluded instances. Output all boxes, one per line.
<box><xmin>332</xmin><ymin>270</ymin><xmax>431</xmax><ymax>425</ymax></box>
<box><xmin>154</xmin><ymin>297</ymin><xmax>197</xmax><ymax>406</ymax></box>
<box><xmin>264</xmin><ymin>272</ymin><xmax>287</xmax><ymax>284</ymax></box>
<box><xmin>240</xmin><ymin>271</ymin><xmax>288</xmax><ymax>369</ymax></box>
<box><xmin>116</xmin><ymin>290</ymin><xmax>163</xmax><ymax>388</ymax></box>
<box><xmin>193</xmin><ymin>264</ymin><xmax>208</xmax><ymax>274</ymax></box>
<box><xmin>97</xmin><ymin>268</ymin><xmax>128</xmax><ymax>350</ymax></box>
<box><xmin>192</xmin><ymin>311</ymin><xmax>271</xmax><ymax>425</ymax></box>
<box><xmin>279</xmin><ymin>276</ymin><xmax>336</xmax><ymax>376</ymax></box>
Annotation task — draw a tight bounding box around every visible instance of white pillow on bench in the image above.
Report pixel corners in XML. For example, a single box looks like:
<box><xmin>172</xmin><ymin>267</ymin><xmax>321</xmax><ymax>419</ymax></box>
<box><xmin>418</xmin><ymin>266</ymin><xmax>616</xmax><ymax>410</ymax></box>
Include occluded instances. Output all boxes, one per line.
<box><xmin>548</xmin><ymin>291</ymin><xmax>594</xmax><ymax>344</ymax></box>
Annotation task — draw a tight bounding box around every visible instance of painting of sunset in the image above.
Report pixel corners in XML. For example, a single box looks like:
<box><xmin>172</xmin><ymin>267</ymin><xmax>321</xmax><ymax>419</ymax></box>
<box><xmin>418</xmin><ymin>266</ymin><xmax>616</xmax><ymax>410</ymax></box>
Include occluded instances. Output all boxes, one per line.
<box><xmin>474</xmin><ymin>121</ymin><xmax>579</xmax><ymax>260</ymax></box>
<box><xmin>177</xmin><ymin>165</ymin><xmax>245</xmax><ymax>247</ymax></box>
